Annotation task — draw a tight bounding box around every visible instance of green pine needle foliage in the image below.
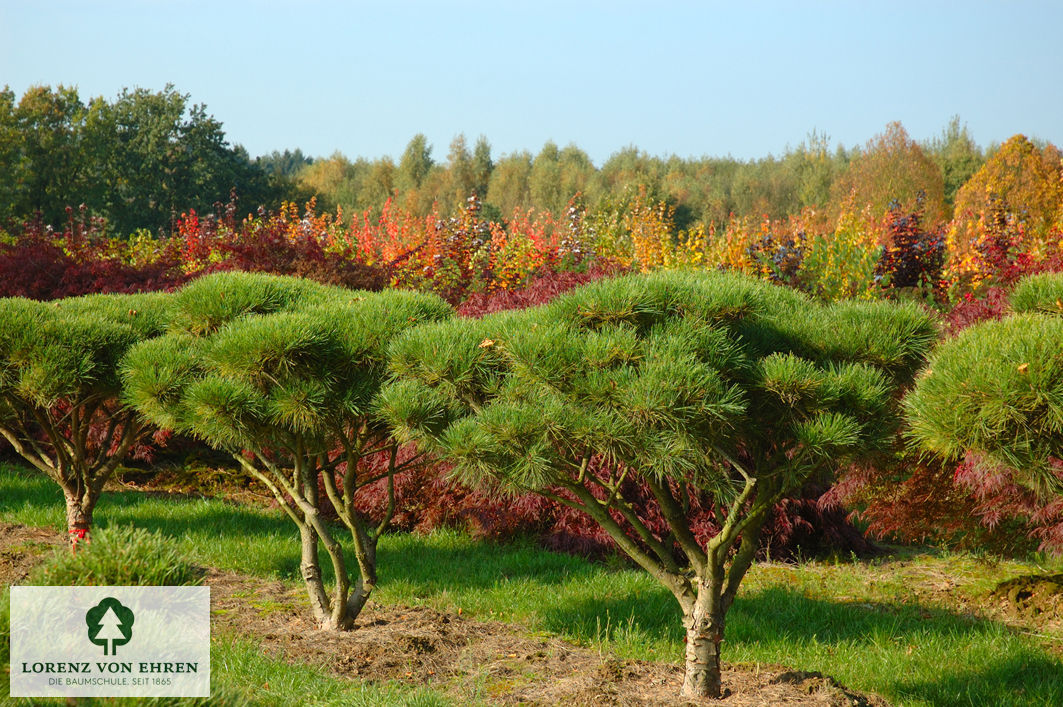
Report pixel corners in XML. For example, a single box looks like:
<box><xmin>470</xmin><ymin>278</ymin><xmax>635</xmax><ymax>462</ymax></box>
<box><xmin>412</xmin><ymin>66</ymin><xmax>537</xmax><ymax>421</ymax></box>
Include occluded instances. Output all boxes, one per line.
<box><xmin>124</xmin><ymin>276</ymin><xmax>453</xmax><ymax>454</ymax></box>
<box><xmin>166</xmin><ymin>271</ymin><xmax>344</xmax><ymax>337</ymax></box>
<box><xmin>382</xmin><ymin>270</ymin><xmax>936</xmax><ymax>497</ymax></box>
<box><xmin>0</xmin><ymin>292</ymin><xmax>172</xmax><ymax>411</ymax></box>
<box><xmin>1011</xmin><ymin>272</ymin><xmax>1063</xmax><ymax>316</ymax></box>
<box><xmin>905</xmin><ymin>312</ymin><xmax>1063</xmax><ymax>491</ymax></box>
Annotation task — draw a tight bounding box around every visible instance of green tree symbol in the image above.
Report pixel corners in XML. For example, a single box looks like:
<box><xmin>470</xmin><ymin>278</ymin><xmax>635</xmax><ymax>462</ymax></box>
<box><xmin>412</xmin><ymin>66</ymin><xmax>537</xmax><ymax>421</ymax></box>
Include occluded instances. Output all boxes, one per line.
<box><xmin>86</xmin><ymin>597</ymin><xmax>134</xmax><ymax>656</ymax></box>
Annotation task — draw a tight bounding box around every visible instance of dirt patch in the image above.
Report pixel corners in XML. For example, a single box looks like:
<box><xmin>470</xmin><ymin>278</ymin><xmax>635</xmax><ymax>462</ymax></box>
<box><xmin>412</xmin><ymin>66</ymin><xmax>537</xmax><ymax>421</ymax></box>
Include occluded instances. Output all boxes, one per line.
<box><xmin>0</xmin><ymin>522</ymin><xmax>64</xmax><ymax>586</ymax></box>
<box><xmin>207</xmin><ymin>569</ymin><xmax>887</xmax><ymax>705</ymax></box>
<box><xmin>991</xmin><ymin>574</ymin><xmax>1063</xmax><ymax>620</ymax></box>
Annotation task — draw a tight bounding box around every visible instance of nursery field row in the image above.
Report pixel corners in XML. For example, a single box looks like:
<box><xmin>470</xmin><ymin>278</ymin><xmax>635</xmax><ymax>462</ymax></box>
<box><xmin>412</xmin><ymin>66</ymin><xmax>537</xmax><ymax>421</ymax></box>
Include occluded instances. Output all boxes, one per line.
<box><xmin>2</xmin><ymin>467</ymin><xmax>1062</xmax><ymax>706</ymax></box>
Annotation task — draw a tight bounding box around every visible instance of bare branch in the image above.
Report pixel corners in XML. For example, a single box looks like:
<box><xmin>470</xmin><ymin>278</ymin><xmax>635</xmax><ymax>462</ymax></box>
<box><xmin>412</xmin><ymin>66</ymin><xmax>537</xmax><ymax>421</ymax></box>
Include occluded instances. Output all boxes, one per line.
<box><xmin>645</xmin><ymin>474</ymin><xmax>706</xmax><ymax>574</ymax></box>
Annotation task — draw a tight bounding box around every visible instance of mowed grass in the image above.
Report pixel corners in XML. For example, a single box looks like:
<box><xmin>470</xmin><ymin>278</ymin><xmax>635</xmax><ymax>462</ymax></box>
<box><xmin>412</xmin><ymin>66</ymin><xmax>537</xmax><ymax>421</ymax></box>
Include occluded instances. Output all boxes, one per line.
<box><xmin>3</xmin><ymin>464</ymin><xmax>1062</xmax><ymax>706</ymax></box>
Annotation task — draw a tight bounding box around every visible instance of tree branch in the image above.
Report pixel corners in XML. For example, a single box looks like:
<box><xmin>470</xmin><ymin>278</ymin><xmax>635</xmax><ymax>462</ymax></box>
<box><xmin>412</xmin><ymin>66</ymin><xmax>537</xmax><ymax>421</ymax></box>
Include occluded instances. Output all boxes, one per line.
<box><xmin>562</xmin><ymin>482</ymin><xmax>690</xmax><ymax>604</ymax></box>
<box><xmin>644</xmin><ymin>474</ymin><xmax>706</xmax><ymax>574</ymax></box>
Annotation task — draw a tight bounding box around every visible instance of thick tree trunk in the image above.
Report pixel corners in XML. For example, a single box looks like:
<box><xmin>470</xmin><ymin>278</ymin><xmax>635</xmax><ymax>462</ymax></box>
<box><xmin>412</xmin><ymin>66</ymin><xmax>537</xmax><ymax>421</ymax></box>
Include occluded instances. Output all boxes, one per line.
<box><xmin>681</xmin><ymin>580</ymin><xmax>725</xmax><ymax>698</ymax></box>
<box><xmin>62</xmin><ymin>485</ymin><xmax>97</xmax><ymax>550</ymax></box>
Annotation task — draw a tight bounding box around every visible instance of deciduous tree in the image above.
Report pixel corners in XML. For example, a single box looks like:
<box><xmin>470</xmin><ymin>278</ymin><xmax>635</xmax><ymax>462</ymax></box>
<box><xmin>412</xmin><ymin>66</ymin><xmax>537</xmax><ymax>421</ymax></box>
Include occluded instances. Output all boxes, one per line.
<box><xmin>831</xmin><ymin>122</ymin><xmax>946</xmax><ymax>225</ymax></box>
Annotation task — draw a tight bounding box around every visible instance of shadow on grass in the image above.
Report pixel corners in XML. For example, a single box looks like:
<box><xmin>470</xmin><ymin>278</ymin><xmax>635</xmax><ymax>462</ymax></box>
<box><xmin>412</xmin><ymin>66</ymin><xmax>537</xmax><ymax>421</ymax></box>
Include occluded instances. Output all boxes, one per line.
<box><xmin>1</xmin><ymin>465</ymin><xmax>606</xmax><ymax>589</ymax></box>
<box><xmin>0</xmin><ymin>465</ymin><xmax>302</xmax><ymax>577</ymax></box>
<box><xmin>888</xmin><ymin>654</ymin><xmax>1063</xmax><ymax>706</ymax></box>
<box><xmin>541</xmin><ymin>585</ymin><xmax>1063</xmax><ymax>705</ymax></box>
<box><xmin>375</xmin><ymin>531</ymin><xmax>609</xmax><ymax>591</ymax></box>
<box><xmin>5</xmin><ymin>466</ymin><xmax>1060</xmax><ymax>704</ymax></box>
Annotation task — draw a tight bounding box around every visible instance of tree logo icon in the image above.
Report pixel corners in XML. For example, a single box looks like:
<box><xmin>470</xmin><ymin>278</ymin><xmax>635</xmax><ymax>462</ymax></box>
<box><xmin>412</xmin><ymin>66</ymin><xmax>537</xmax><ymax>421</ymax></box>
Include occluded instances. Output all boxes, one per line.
<box><xmin>86</xmin><ymin>597</ymin><xmax>134</xmax><ymax>656</ymax></box>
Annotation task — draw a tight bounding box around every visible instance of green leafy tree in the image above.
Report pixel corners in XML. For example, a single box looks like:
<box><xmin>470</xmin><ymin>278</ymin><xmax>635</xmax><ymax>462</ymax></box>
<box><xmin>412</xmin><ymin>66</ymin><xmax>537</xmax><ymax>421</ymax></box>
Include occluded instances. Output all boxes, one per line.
<box><xmin>443</xmin><ymin>134</ymin><xmax>476</xmax><ymax>209</ymax></box>
<box><xmin>485</xmin><ymin>150</ymin><xmax>533</xmax><ymax>216</ymax></box>
<box><xmin>357</xmin><ymin>157</ymin><xmax>396</xmax><ymax>213</ymax></box>
<box><xmin>10</xmin><ymin>85</ymin><xmax>90</xmax><ymax>225</ymax></box>
<box><xmin>256</xmin><ymin>148</ymin><xmax>314</xmax><ymax>178</ymax></box>
<box><xmin>396</xmin><ymin>133</ymin><xmax>433</xmax><ymax>194</ymax></box>
<box><xmin>529</xmin><ymin>141</ymin><xmax>564</xmax><ymax>215</ymax></box>
<box><xmin>471</xmin><ymin>135</ymin><xmax>494</xmax><ymax>199</ymax></box>
<box><xmin>71</xmin><ymin>84</ymin><xmax>278</xmax><ymax>234</ymax></box>
<box><xmin>927</xmin><ymin>116</ymin><xmax>983</xmax><ymax>208</ymax></box>
<box><xmin>381</xmin><ymin>270</ymin><xmax>935</xmax><ymax>698</ymax></box>
<box><xmin>785</xmin><ymin>129</ymin><xmax>843</xmax><ymax>212</ymax></box>
<box><xmin>0</xmin><ymin>87</ymin><xmax>22</xmax><ymax>223</ymax></box>
<box><xmin>0</xmin><ymin>293</ymin><xmax>171</xmax><ymax>546</ymax></box>
<box><xmin>296</xmin><ymin>152</ymin><xmax>358</xmax><ymax>211</ymax></box>
<box><xmin>906</xmin><ymin>273</ymin><xmax>1063</xmax><ymax>493</ymax></box>
<box><xmin>123</xmin><ymin>272</ymin><xmax>453</xmax><ymax>630</ymax></box>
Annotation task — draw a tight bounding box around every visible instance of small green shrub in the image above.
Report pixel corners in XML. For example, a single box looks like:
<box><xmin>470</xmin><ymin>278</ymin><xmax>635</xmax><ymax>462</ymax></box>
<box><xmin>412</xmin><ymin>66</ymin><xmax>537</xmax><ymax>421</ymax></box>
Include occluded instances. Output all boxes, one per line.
<box><xmin>1010</xmin><ymin>272</ymin><xmax>1063</xmax><ymax>316</ymax></box>
<box><xmin>29</xmin><ymin>526</ymin><xmax>202</xmax><ymax>586</ymax></box>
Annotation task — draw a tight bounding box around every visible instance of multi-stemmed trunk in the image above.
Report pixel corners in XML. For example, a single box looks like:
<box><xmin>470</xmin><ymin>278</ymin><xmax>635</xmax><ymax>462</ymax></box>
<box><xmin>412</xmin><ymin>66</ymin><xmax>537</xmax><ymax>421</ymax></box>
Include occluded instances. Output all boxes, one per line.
<box><xmin>0</xmin><ymin>404</ymin><xmax>142</xmax><ymax>551</ymax></box>
<box><xmin>296</xmin><ymin>501</ymin><xmax>381</xmax><ymax>631</ymax></box>
<box><xmin>544</xmin><ymin>457</ymin><xmax>780</xmax><ymax>700</ymax></box>
<box><xmin>237</xmin><ymin>439</ymin><xmax>402</xmax><ymax>632</ymax></box>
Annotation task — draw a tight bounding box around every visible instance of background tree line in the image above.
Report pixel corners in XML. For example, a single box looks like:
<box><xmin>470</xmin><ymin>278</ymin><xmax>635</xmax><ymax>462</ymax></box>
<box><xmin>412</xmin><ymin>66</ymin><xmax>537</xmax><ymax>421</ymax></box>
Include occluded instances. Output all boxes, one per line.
<box><xmin>297</xmin><ymin>117</ymin><xmax>991</xmax><ymax>231</ymax></box>
<box><xmin>1</xmin><ymin>83</ymin><xmax>1054</xmax><ymax>240</ymax></box>
<box><xmin>0</xmin><ymin>84</ymin><xmax>295</xmax><ymax>235</ymax></box>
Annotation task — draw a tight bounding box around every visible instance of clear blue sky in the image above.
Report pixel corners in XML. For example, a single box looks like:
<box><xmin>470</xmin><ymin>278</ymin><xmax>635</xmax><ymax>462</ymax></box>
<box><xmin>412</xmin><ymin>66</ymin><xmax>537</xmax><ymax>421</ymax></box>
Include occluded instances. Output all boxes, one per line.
<box><xmin>2</xmin><ymin>1</ymin><xmax>1061</xmax><ymax>165</ymax></box>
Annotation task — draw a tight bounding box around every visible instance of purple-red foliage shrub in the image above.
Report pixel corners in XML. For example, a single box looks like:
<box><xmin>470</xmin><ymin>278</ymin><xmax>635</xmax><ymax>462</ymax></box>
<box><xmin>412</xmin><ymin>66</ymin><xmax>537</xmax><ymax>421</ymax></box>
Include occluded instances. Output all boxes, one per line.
<box><xmin>953</xmin><ymin>455</ymin><xmax>1063</xmax><ymax>554</ymax></box>
<box><xmin>208</xmin><ymin>225</ymin><xmax>386</xmax><ymax>292</ymax></box>
<box><xmin>877</xmin><ymin>197</ymin><xmax>945</xmax><ymax>293</ymax></box>
<box><xmin>352</xmin><ymin>460</ymin><xmax>877</xmax><ymax>562</ymax></box>
<box><xmin>0</xmin><ymin>210</ymin><xmax>187</xmax><ymax>300</ymax></box>
<box><xmin>456</xmin><ymin>263</ymin><xmax>626</xmax><ymax>318</ymax></box>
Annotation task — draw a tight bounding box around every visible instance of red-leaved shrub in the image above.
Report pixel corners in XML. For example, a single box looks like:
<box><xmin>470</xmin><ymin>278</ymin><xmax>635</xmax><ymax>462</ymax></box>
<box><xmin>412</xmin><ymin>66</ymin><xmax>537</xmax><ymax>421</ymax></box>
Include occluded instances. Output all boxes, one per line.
<box><xmin>456</xmin><ymin>263</ymin><xmax>627</xmax><ymax>317</ymax></box>
<box><xmin>351</xmin><ymin>460</ymin><xmax>877</xmax><ymax>562</ymax></box>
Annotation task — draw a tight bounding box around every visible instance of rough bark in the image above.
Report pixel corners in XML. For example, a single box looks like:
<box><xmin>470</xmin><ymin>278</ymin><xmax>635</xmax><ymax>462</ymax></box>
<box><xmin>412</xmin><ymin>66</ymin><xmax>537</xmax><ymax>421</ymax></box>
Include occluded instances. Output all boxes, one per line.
<box><xmin>346</xmin><ymin>522</ymin><xmax>378</xmax><ymax>622</ymax></box>
<box><xmin>681</xmin><ymin>578</ymin><xmax>726</xmax><ymax>698</ymax></box>
<box><xmin>62</xmin><ymin>482</ymin><xmax>97</xmax><ymax>550</ymax></box>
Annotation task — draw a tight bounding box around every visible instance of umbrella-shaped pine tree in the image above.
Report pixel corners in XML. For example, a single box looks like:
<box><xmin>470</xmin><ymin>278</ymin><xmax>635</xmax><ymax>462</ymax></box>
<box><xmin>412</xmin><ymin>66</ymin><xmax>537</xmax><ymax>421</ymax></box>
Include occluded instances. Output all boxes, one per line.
<box><xmin>380</xmin><ymin>270</ymin><xmax>936</xmax><ymax>698</ymax></box>
<box><xmin>0</xmin><ymin>292</ymin><xmax>171</xmax><ymax>547</ymax></box>
<box><xmin>906</xmin><ymin>272</ymin><xmax>1063</xmax><ymax>497</ymax></box>
<box><xmin>123</xmin><ymin>273</ymin><xmax>452</xmax><ymax>630</ymax></box>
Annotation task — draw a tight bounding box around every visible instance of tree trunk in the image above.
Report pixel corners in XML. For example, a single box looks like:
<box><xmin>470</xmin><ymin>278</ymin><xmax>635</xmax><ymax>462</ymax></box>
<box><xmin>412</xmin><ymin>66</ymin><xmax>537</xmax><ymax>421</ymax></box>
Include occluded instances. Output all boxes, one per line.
<box><xmin>62</xmin><ymin>485</ymin><xmax>96</xmax><ymax>550</ymax></box>
<box><xmin>346</xmin><ymin>528</ymin><xmax>378</xmax><ymax>622</ymax></box>
<box><xmin>298</xmin><ymin>521</ymin><xmax>334</xmax><ymax>629</ymax></box>
<box><xmin>681</xmin><ymin>579</ymin><xmax>725</xmax><ymax>698</ymax></box>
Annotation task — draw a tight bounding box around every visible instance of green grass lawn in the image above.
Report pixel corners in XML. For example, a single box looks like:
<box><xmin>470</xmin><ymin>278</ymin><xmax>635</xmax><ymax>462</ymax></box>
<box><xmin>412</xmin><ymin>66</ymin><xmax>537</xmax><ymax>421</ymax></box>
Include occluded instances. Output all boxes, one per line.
<box><xmin>3</xmin><ymin>463</ymin><xmax>1062</xmax><ymax>706</ymax></box>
